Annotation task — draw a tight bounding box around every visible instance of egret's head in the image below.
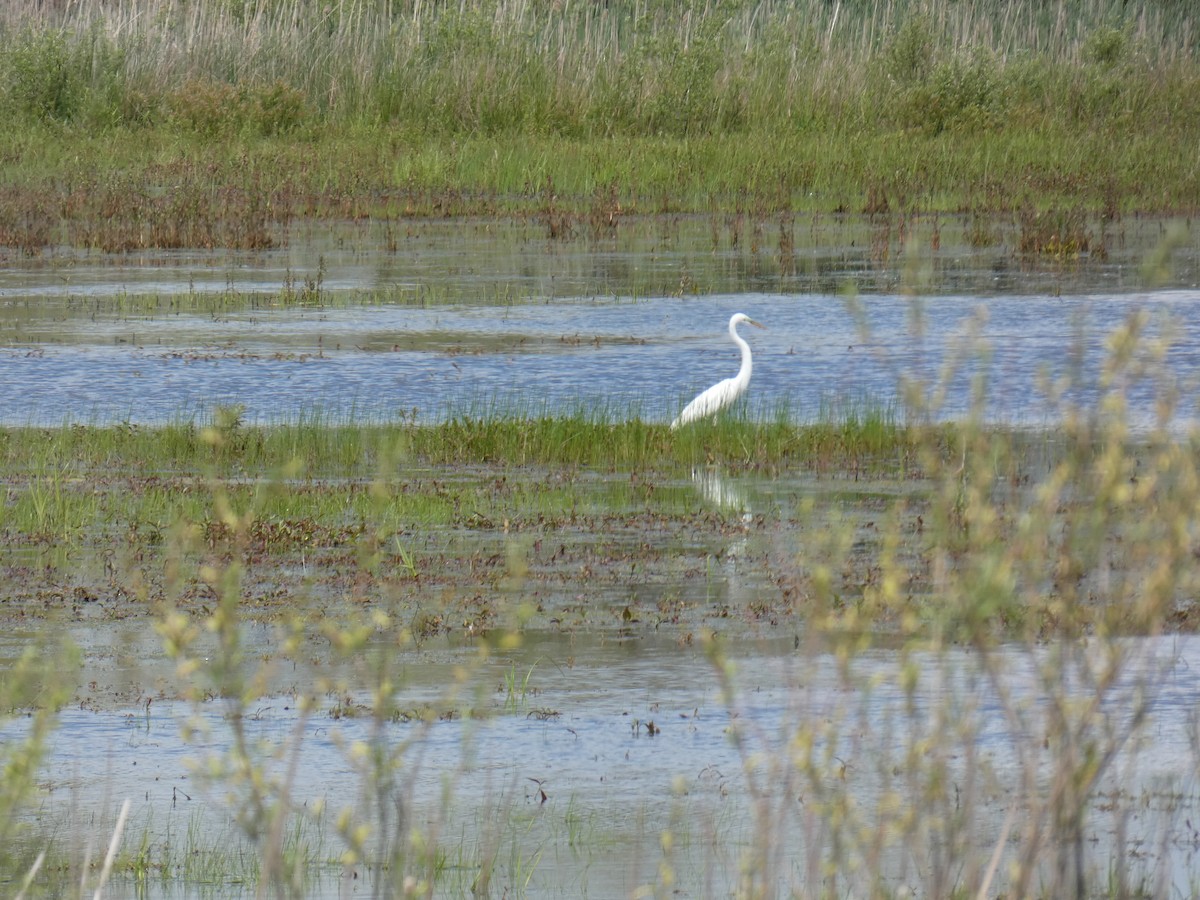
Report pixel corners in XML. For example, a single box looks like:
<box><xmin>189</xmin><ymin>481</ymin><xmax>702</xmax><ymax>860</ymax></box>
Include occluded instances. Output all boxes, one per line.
<box><xmin>731</xmin><ymin>312</ymin><xmax>765</xmax><ymax>330</ymax></box>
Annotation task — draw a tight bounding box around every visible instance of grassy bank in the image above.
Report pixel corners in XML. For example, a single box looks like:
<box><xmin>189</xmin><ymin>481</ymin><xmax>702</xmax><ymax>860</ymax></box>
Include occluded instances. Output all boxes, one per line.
<box><xmin>0</xmin><ymin>0</ymin><xmax>1198</xmax><ymax>251</ymax></box>
<box><xmin>0</xmin><ymin>410</ymin><xmax>918</xmax><ymax>474</ymax></box>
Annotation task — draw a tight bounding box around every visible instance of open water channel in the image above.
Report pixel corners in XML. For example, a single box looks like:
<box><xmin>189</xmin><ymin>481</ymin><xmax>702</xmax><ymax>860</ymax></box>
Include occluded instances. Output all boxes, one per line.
<box><xmin>3</xmin><ymin>214</ymin><xmax>1200</xmax><ymax>897</ymax></box>
<box><xmin>0</xmin><ymin>215</ymin><xmax>1198</xmax><ymax>429</ymax></box>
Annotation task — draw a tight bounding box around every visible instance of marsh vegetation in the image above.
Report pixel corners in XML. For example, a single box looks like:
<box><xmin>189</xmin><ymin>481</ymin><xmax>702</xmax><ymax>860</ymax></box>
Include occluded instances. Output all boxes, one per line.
<box><xmin>3</xmin><ymin>0</ymin><xmax>1200</xmax><ymax>897</ymax></box>
<box><xmin>6</xmin><ymin>311</ymin><xmax>1200</xmax><ymax>897</ymax></box>
<box><xmin>0</xmin><ymin>0</ymin><xmax>1198</xmax><ymax>254</ymax></box>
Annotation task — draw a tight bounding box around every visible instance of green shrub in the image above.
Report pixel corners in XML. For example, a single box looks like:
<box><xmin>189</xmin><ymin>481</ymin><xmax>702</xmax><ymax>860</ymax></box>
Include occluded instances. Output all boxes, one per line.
<box><xmin>914</xmin><ymin>50</ymin><xmax>1008</xmax><ymax>133</ymax></box>
<box><xmin>883</xmin><ymin>14</ymin><xmax>936</xmax><ymax>88</ymax></box>
<box><xmin>1082</xmin><ymin>23</ymin><xmax>1130</xmax><ymax>67</ymax></box>
<box><xmin>1</xmin><ymin>29</ymin><xmax>81</xmax><ymax>122</ymax></box>
<box><xmin>167</xmin><ymin>78</ymin><xmax>307</xmax><ymax>136</ymax></box>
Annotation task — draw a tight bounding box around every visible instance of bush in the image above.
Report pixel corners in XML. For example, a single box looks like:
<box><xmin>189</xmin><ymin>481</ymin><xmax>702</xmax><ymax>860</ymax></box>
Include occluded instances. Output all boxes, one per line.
<box><xmin>915</xmin><ymin>50</ymin><xmax>1008</xmax><ymax>133</ymax></box>
<box><xmin>883</xmin><ymin>15</ymin><xmax>936</xmax><ymax>88</ymax></box>
<box><xmin>1082</xmin><ymin>23</ymin><xmax>1130</xmax><ymax>67</ymax></box>
<box><xmin>1</xmin><ymin>29</ymin><xmax>81</xmax><ymax>122</ymax></box>
<box><xmin>881</xmin><ymin>18</ymin><xmax>1009</xmax><ymax>134</ymax></box>
<box><xmin>167</xmin><ymin>78</ymin><xmax>308</xmax><ymax>137</ymax></box>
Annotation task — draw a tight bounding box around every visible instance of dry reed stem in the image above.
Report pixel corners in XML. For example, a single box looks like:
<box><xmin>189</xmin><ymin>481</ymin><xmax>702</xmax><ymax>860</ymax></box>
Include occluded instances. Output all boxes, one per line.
<box><xmin>91</xmin><ymin>798</ymin><xmax>130</xmax><ymax>900</ymax></box>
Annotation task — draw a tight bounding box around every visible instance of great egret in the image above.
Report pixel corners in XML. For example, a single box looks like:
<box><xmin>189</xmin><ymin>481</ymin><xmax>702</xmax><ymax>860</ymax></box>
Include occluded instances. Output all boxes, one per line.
<box><xmin>670</xmin><ymin>313</ymin><xmax>765</xmax><ymax>429</ymax></box>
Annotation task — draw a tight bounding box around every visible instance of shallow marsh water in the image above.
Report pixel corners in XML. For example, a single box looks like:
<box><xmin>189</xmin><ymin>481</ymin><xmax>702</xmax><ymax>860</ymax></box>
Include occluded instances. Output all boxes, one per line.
<box><xmin>4</xmin><ymin>215</ymin><xmax>1200</xmax><ymax>896</ymax></box>
<box><xmin>12</xmin><ymin>626</ymin><xmax>1200</xmax><ymax>897</ymax></box>
<box><xmin>0</xmin><ymin>215</ymin><xmax>1197</xmax><ymax>428</ymax></box>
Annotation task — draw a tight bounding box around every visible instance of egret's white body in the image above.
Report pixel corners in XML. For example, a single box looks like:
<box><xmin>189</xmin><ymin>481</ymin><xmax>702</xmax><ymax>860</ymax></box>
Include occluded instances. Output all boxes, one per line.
<box><xmin>670</xmin><ymin>313</ymin><xmax>765</xmax><ymax>429</ymax></box>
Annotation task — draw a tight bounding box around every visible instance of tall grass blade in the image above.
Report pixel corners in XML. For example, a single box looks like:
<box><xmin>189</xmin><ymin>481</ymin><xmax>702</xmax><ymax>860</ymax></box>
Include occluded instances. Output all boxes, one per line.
<box><xmin>92</xmin><ymin>798</ymin><xmax>130</xmax><ymax>900</ymax></box>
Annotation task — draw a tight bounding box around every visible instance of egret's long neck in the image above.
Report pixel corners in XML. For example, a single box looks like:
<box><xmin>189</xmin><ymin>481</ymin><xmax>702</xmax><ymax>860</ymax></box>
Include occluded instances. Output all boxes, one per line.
<box><xmin>731</xmin><ymin>320</ymin><xmax>752</xmax><ymax>383</ymax></box>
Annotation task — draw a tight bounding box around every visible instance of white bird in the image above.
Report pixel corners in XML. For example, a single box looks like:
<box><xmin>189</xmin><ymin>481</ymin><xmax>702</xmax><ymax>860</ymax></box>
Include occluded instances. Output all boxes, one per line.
<box><xmin>670</xmin><ymin>313</ymin><xmax>765</xmax><ymax>430</ymax></box>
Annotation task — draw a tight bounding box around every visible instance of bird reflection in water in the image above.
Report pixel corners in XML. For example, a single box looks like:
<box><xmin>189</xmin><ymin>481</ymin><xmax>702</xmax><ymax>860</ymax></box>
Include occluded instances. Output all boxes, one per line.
<box><xmin>691</xmin><ymin>465</ymin><xmax>753</xmax><ymax>526</ymax></box>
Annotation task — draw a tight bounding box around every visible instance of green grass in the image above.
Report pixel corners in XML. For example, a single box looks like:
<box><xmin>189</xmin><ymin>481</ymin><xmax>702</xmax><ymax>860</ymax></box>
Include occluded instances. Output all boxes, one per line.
<box><xmin>0</xmin><ymin>412</ymin><xmax>925</xmax><ymax>479</ymax></box>
<box><xmin>2</xmin><ymin>805</ymin><xmax>340</xmax><ymax>899</ymax></box>
<box><xmin>0</xmin><ymin>413</ymin><xmax>923</xmax><ymax>549</ymax></box>
<box><xmin>0</xmin><ymin>0</ymin><xmax>1196</xmax><ymax>254</ymax></box>
<box><xmin>4</xmin><ymin>0</ymin><xmax>1196</xmax><ymax>137</ymax></box>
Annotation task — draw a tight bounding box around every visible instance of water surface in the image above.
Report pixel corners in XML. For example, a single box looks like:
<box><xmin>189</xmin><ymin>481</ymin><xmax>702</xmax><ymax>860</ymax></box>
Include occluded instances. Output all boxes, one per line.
<box><xmin>1</xmin><ymin>216</ymin><xmax>1196</xmax><ymax>428</ymax></box>
<box><xmin>5</xmin><ymin>215</ymin><xmax>1200</xmax><ymax>897</ymax></box>
<box><xmin>13</xmin><ymin>628</ymin><xmax>1200</xmax><ymax>897</ymax></box>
